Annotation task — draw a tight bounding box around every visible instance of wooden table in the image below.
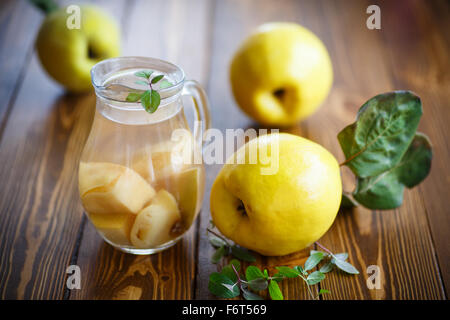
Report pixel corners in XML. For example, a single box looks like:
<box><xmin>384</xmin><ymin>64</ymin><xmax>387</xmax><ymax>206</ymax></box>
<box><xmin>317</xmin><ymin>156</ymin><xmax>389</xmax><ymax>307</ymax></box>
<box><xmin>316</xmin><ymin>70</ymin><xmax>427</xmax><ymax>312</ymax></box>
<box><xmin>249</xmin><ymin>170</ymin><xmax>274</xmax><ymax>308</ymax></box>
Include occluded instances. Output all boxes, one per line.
<box><xmin>0</xmin><ymin>0</ymin><xmax>448</xmax><ymax>300</ymax></box>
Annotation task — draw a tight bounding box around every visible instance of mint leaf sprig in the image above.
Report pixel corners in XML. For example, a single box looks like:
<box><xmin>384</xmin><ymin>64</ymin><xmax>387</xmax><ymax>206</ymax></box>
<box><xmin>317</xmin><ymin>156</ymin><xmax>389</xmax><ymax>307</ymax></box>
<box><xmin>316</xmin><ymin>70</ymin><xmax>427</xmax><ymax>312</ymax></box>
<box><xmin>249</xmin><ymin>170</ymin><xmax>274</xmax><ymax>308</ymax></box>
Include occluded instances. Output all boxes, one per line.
<box><xmin>207</xmin><ymin>233</ymin><xmax>359</xmax><ymax>300</ymax></box>
<box><xmin>208</xmin><ymin>259</ymin><xmax>282</xmax><ymax>300</ymax></box>
<box><xmin>207</xmin><ymin>227</ymin><xmax>256</xmax><ymax>263</ymax></box>
<box><xmin>125</xmin><ymin>70</ymin><xmax>173</xmax><ymax>113</ymax></box>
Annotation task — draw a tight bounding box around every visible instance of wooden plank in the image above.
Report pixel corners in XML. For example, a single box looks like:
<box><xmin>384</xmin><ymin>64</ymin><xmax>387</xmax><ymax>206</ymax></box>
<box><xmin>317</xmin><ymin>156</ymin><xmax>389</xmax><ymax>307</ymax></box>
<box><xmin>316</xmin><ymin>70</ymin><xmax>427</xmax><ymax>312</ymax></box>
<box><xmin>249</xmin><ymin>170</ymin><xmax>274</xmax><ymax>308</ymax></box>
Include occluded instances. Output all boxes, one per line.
<box><xmin>0</xmin><ymin>0</ymin><xmax>42</xmax><ymax>136</ymax></box>
<box><xmin>377</xmin><ymin>0</ymin><xmax>449</xmax><ymax>297</ymax></box>
<box><xmin>195</xmin><ymin>0</ymin><xmax>444</xmax><ymax>300</ymax></box>
<box><xmin>303</xmin><ymin>0</ymin><xmax>444</xmax><ymax>299</ymax></box>
<box><xmin>71</xmin><ymin>0</ymin><xmax>213</xmax><ymax>300</ymax></box>
<box><xmin>0</xmin><ymin>0</ymin><xmax>127</xmax><ymax>299</ymax></box>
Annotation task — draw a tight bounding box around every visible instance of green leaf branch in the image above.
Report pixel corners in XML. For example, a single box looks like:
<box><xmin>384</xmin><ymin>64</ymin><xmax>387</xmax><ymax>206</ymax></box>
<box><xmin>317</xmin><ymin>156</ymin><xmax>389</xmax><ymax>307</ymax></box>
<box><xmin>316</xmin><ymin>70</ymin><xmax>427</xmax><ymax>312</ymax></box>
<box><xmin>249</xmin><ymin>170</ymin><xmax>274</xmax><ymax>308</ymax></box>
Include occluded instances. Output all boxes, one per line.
<box><xmin>125</xmin><ymin>70</ymin><xmax>173</xmax><ymax>114</ymax></box>
<box><xmin>207</xmin><ymin>229</ymin><xmax>359</xmax><ymax>300</ymax></box>
<box><xmin>207</xmin><ymin>228</ymin><xmax>256</xmax><ymax>263</ymax></box>
<box><xmin>338</xmin><ymin>91</ymin><xmax>432</xmax><ymax>210</ymax></box>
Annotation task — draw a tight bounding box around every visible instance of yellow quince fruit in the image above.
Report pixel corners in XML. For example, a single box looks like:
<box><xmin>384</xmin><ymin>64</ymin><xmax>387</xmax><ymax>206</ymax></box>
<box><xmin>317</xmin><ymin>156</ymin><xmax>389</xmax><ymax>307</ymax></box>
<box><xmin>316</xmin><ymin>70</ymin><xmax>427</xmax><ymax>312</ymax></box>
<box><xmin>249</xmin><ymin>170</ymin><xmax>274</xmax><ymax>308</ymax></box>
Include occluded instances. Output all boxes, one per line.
<box><xmin>230</xmin><ymin>22</ymin><xmax>333</xmax><ymax>126</ymax></box>
<box><xmin>210</xmin><ymin>133</ymin><xmax>341</xmax><ymax>256</ymax></box>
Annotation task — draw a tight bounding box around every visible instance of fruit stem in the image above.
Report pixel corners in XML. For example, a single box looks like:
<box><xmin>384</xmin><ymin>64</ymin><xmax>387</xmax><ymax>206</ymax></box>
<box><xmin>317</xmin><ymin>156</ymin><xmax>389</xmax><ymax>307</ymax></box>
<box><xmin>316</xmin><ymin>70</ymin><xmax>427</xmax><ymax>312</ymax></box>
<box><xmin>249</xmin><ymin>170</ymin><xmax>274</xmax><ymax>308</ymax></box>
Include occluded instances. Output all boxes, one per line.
<box><xmin>314</xmin><ymin>241</ymin><xmax>334</xmax><ymax>257</ymax></box>
<box><xmin>231</xmin><ymin>264</ymin><xmax>243</xmax><ymax>286</ymax></box>
<box><xmin>29</xmin><ymin>0</ymin><xmax>59</xmax><ymax>15</ymax></box>
<box><xmin>207</xmin><ymin>228</ymin><xmax>231</xmax><ymax>246</ymax></box>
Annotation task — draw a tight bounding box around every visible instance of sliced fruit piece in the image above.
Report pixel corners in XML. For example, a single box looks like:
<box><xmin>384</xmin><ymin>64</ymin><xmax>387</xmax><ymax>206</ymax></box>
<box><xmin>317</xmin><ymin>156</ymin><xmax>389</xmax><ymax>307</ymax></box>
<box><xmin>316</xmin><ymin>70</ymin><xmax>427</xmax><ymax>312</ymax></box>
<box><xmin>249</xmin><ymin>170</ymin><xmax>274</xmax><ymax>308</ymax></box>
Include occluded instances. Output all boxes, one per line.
<box><xmin>80</xmin><ymin>162</ymin><xmax>155</xmax><ymax>215</ymax></box>
<box><xmin>79</xmin><ymin>162</ymin><xmax>125</xmax><ymax>196</ymax></box>
<box><xmin>130</xmin><ymin>189</ymin><xmax>181</xmax><ymax>248</ymax></box>
<box><xmin>172</xmin><ymin>166</ymin><xmax>204</xmax><ymax>228</ymax></box>
<box><xmin>89</xmin><ymin>212</ymin><xmax>135</xmax><ymax>246</ymax></box>
<box><xmin>131</xmin><ymin>132</ymin><xmax>194</xmax><ymax>182</ymax></box>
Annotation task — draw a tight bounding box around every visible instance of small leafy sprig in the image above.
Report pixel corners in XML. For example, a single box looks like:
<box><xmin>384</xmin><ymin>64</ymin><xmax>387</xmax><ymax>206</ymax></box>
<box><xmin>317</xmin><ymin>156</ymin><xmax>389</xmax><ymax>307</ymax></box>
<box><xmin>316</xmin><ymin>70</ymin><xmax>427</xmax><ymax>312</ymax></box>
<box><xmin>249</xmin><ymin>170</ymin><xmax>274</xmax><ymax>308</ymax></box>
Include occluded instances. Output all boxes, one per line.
<box><xmin>207</xmin><ymin>229</ymin><xmax>359</xmax><ymax>300</ymax></box>
<box><xmin>207</xmin><ymin>228</ymin><xmax>256</xmax><ymax>263</ymax></box>
<box><xmin>126</xmin><ymin>70</ymin><xmax>173</xmax><ymax>113</ymax></box>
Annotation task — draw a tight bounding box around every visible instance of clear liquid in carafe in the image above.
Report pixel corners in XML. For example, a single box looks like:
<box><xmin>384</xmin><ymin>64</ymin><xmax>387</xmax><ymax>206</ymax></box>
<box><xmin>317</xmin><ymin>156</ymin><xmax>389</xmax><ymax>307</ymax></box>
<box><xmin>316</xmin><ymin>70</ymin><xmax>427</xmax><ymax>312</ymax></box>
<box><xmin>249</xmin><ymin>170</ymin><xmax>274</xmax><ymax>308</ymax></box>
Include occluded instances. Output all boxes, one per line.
<box><xmin>79</xmin><ymin>69</ymin><xmax>204</xmax><ymax>252</ymax></box>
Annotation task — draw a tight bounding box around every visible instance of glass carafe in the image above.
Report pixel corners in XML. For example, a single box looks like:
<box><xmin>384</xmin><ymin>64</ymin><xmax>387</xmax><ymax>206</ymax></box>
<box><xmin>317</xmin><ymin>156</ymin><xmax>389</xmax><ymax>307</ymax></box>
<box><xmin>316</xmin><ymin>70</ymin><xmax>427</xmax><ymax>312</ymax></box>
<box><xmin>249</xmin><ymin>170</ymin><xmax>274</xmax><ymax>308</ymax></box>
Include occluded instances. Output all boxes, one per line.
<box><xmin>79</xmin><ymin>57</ymin><xmax>210</xmax><ymax>254</ymax></box>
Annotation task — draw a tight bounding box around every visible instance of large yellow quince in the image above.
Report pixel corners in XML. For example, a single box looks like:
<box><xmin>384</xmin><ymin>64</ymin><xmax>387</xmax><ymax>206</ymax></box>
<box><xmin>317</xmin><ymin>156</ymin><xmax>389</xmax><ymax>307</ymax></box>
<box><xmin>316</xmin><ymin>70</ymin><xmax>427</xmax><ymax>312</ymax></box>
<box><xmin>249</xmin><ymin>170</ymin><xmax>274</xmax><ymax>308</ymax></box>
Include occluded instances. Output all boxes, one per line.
<box><xmin>210</xmin><ymin>133</ymin><xmax>341</xmax><ymax>256</ymax></box>
<box><xmin>230</xmin><ymin>22</ymin><xmax>333</xmax><ymax>126</ymax></box>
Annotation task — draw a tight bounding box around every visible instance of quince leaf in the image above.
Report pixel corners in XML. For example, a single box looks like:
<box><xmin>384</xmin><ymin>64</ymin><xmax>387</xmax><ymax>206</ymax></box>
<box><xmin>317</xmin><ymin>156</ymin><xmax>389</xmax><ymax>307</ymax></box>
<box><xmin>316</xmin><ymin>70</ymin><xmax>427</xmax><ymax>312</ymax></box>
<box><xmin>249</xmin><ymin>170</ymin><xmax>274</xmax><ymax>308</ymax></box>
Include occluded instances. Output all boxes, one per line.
<box><xmin>338</xmin><ymin>91</ymin><xmax>422</xmax><ymax>178</ymax></box>
<box><xmin>341</xmin><ymin>192</ymin><xmax>359</xmax><ymax>209</ymax></box>
<box><xmin>353</xmin><ymin>133</ymin><xmax>432</xmax><ymax>209</ymax></box>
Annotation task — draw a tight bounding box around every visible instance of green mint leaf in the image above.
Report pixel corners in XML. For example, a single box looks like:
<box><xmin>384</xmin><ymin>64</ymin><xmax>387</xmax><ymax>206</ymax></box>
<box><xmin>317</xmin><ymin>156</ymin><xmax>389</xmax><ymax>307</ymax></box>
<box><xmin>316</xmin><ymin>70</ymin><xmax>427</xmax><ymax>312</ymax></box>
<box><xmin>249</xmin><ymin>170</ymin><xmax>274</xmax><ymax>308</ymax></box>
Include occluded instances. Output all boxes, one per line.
<box><xmin>135</xmin><ymin>70</ymin><xmax>153</xmax><ymax>79</ymax></box>
<box><xmin>151</xmin><ymin>74</ymin><xmax>165</xmax><ymax>84</ymax></box>
<box><xmin>209</xmin><ymin>235</ymin><xmax>227</xmax><ymax>248</ymax></box>
<box><xmin>146</xmin><ymin>90</ymin><xmax>161</xmax><ymax>113</ymax></box>
<box><xmin>353</xmin><ymin>133</ymin><xmax>432</xmax><ymax>209</ymax></box>
<box><xmin>334</xmin><ymin>253</ymin><xmax>349</xmax><ymax>261</ymax></box>
<box><xmin>140</xmin><ymin>90</ymin><xmax>151</xmax><ymax>111</ymax></box>
<box><xmin>310</xmin><ymin>250</ymin><xmax>328</xmax><ymax>257</ymax></box>
<box><xmin>306</xmin><ymin>271</ymin><xmax>325</xmax><ymax>285</ymax></box>
<box><xmin>126</xmin><ymin>92</ymin><xmax>142</xmax><ymax>102</ymax></box>
<box><xmin>208</xmin><ymin>272</ymin><xmax>239</xmax><ymax>298</ymax></box>
<box><xmin>272</xmin><ymin>273</ymin><xmax>284</xmax><ymax>283</ymax></box>
<box><xmin>319</xmin><ymin>262</ymin><xmax>333</xmax><ymax>273</ymax></box>
<box><xmin>318</xmin><ymin>288</ymin><xmax>330</xmax><ymax>296</ymax></box>
<box><xmin>245</xmin><ymin>266</ymin><xmax>265</xmax><ymax>281</ymax></box>
<box><xmin>229</xmin><ymin>259</ymin><xmax>241</xmax><ymax>271</ymax></box>
<box><xmin>268</xmin><ymin>280</ymin><xmax>283</xmax><ymax>300</ymax></box>
<box><xmin>294</xmin><ymin>266</ymin><xmax>304</xmax><ymax>274</ymax></box>
<box><xmin>341</xmin><ymin>192</ymin><xmax>359</xmax><ymax>209</ymax></box>
<box><xmin>304</xmin><ymin>252</ymin><xmax>325</xmax><ymax>271</ymax></box>
<box><xmin>331</xmin><ymin>258</ymin><xmax>359</xmax><ymax>274</ymax></box>
<box><xmin>231</xmin><ymin>245</ymin><xmax>256</xmax><ymax>262</ymax></box>
<box><xmin>247</xmin><ymin>278</ymin><xmax>268</xmax><ymax>291</ymax></box>
<box><xmin>242</xmin><ymin>288</ymin><xmax>264</xmax><ymax>300</ymax></box>
<box><xmin>263</xmin><ymin>269</ymin><xmax>269</xmax><ymax>279</ymax></box>
<box><xmin>219</xmin><ymin>259</ymin><xmax>241</xmax><ymax>282</ymax></box>
<box><xmin>338</xmin><ymin>91</ymin><xmax>422</xmax><ymax>178</ymax></box>
<box><xmin>211</xmin><ymin>246</ymin><xmax>226</xmax><ymax>264</ymax></box>
<box><xmin>275</xmin><ymin>266</ymin><xmax>300</xmax><ymax>278</ymax></box>
<box><xmin>159</xmin><ymin>79</ymin><xmax>173</xmax><ymax>89</ymax></box>
<box><xmin>135</xmin><ymin>80</ymin><xmax>148</xmax><ymax>86</ymax></box>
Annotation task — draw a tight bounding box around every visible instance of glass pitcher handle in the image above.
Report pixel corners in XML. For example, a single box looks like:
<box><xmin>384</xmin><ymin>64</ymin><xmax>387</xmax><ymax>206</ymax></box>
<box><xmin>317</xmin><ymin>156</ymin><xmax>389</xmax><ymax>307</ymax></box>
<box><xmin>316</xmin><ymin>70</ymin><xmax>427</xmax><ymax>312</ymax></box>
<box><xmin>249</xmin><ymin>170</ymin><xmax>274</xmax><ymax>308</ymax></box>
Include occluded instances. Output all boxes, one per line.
<box><xmin>182</xmin><ymin>80</ymin><xmax>211</xmax><ymax>145</ymax></box>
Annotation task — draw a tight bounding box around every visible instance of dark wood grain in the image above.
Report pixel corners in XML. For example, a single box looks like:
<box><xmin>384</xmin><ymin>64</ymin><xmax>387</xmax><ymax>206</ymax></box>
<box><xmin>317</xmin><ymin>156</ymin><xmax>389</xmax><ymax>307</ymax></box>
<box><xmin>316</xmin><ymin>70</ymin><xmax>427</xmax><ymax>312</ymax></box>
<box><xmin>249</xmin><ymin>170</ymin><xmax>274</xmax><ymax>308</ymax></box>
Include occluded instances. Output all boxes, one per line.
<box><xmin>0</xmin><ymin>0</ymin><xmax>447</xmax><ymax>300</ymax></box>
<box><xmin>0</xmin><ymin>0</ymin><xmax>42</xmax><ymax>137</ymax></box>
<box><xmin>378</xmin><ymin>0</ymin><xmax>450</xmax><ymax>297</ymax></box>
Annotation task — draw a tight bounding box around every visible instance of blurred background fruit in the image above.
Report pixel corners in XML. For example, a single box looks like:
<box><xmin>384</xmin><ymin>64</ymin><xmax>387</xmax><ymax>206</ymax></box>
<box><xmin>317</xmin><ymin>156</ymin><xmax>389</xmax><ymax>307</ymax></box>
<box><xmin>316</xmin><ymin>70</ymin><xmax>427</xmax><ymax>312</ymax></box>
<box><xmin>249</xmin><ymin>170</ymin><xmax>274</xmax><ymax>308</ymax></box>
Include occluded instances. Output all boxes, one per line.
<box><xmin>230</xmin><ymin>22</ymin><xmax>333</xmax><ymax>126</ymax></box>
<box><xmin>32</xmin><ymin>0</ymin><xmax>120</xmax><ymax>92</ymax></box>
